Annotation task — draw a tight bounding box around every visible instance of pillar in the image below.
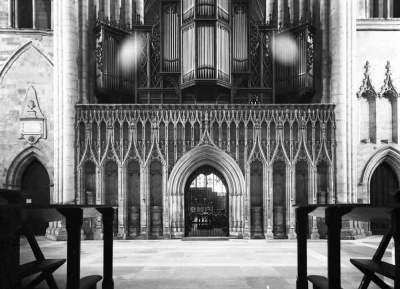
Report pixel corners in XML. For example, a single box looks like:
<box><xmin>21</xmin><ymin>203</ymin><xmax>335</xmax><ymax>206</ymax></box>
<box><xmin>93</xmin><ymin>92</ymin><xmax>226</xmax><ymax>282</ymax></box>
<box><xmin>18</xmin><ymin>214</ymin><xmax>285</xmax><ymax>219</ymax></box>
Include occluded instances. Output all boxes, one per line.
<box><xmin>49</xmin><ymin>0</ymin><xmax>86</xmax><ymax>241</ymax></box>
<box><xmin>118</xmin><ymin>166</ymin><xmax>127</xmax><ymax>239</ymax></box>
<box><xmin>140</xmin><ymin>165</ymin><xmax>149</xmax><ymax>239</ymax></box>
<box><xmin>162</xmin><ymin>165</ymin><xmax>170</xmax><ymax>238</ymax></box>
<box><xmin>287</xmin><ymin>166</ymin><xmax>296</xmax><ymax>239</ymax></box>
<box><xmin>266</xmin><ymin>166</ymin><xmax>274</xmax><ymax>239</ymax></box>
<box><xmin>329</xmin><ymin>0</ymin><xmax>347</xmax><ymax>202</ymax></box>
<box><xmin>53</xmin><ymin>0</ymin><xmax>81</xmax><ymax>205</ymax></box>
<box><xmin>330</xmin><ymin>0</ymin><xmax>357</xmax><ymax>239</ymax></box>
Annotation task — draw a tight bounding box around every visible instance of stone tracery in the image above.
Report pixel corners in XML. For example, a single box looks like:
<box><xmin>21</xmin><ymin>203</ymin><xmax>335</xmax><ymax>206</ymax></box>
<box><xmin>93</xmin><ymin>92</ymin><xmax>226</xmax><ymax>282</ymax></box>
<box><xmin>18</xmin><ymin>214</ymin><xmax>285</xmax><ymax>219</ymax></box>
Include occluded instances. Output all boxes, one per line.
<box><xmin>76</xmin><ymin>104</ymin><xmax>335</xmax><ymax>238</ymax></box>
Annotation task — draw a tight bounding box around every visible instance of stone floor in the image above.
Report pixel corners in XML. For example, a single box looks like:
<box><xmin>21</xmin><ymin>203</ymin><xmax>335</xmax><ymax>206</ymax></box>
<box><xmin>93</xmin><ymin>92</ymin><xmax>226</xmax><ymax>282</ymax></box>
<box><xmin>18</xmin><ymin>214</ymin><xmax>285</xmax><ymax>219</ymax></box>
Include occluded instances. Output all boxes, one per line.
<box><xmin>20</xmin><ymin>236</ymin><xmax>394</xmax><ymax>289</ymax></box>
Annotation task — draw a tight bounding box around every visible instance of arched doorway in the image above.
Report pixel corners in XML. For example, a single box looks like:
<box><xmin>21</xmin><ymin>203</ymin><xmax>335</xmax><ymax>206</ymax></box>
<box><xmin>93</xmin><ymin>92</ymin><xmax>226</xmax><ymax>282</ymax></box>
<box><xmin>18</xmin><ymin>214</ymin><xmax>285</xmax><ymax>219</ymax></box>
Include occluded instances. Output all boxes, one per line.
<box><xmin>185</xmin><ymin>165</ymin><xmax>229</xmax><ymax>237</ymax></box>
<box><xmin>21</xmin><ymin>159</ymin><xmax>50</xmax><ymax>235</ymax></box>
<box><xmin>370</xmin><ymin>162</ymin><xmax>399</xmax><ymax>234</ymax></box>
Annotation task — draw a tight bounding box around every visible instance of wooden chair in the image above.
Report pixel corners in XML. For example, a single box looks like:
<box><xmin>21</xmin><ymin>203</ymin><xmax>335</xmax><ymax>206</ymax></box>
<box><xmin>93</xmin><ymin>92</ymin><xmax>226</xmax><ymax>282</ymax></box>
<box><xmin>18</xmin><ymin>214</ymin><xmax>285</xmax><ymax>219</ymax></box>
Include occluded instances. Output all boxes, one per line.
<box><xmin>350</xmin><ymin>227</ymin><xmax>394</xmax><ymax>289</ymax></box>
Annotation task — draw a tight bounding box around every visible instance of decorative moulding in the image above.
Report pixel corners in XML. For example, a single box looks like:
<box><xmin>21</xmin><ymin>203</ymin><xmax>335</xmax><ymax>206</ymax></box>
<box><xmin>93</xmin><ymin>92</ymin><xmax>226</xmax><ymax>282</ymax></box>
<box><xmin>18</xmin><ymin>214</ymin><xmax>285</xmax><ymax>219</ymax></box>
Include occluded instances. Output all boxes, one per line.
<box><xmin>356</xmin><ymin>19</ymin><xmax>400</xmax><ymax>31</ymax></box>
<box><xmin>379</xmin><ymin>61</ymin><xmax>399</xmax><ymax>99</ymax></box>
<box><xmin>357</xmin><ymin>61</ymin><xmax>378</xmax><ymax>99</ymax></box>
<box><xmin>19</xmin><ymin>86</ymin><xmax>47</xmax><ymax>145</ymax></box>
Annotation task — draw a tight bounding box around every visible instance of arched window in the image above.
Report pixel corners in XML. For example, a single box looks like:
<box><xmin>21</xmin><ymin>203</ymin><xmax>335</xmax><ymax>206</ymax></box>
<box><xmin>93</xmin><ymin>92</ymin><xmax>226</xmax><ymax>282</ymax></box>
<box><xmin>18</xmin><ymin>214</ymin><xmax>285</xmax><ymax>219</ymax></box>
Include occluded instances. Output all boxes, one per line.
<box><xmin>368</xmin><ymin>0</ymin><xmax>400</xmax><ymax>18</ymax></box>
<box><xmin>8</xmin><ymin>0</ymin><xmax>52</xmax><ymax>30</ymax></box>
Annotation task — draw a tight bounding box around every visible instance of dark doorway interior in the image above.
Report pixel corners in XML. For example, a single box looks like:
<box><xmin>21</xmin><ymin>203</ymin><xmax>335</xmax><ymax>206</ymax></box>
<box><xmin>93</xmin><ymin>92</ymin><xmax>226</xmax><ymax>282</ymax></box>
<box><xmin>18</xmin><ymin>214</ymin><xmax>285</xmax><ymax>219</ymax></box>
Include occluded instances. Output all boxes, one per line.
<box><xmin>185</xmin><ymin>166</ymin><xmax>229</xmax><ymax>237</ymax></box>
<box><xmin>370</xmin><ymin>162</ymin><xmax>399</xmax><ymax>235</ymax></box>
<box><xmin>21</xmin><ymin>160</ymin><xmax>50</xmax><ymax>235</ymax></box>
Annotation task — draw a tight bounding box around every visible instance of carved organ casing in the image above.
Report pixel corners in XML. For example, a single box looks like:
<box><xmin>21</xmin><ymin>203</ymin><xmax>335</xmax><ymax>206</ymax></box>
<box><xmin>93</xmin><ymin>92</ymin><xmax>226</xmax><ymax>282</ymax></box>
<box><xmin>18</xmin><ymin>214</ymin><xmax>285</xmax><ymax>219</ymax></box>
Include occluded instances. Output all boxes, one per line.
<box><xmin>94</xmin><ymin>0</ymin><xmax>275</xmax><ymax>104</ymax></box>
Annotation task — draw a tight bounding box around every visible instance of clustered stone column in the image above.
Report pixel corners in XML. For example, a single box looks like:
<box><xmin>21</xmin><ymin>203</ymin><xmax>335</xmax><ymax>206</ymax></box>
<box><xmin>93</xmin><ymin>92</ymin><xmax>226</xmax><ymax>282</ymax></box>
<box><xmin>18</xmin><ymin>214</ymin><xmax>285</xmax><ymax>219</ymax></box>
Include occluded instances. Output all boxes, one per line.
<box><xmin>328</xmin><ymin>0</ymin><xmax>358</xmax><ymax>239</ymax></box>
<box><xmin>47</xmin><ymin>0</ymin><xmax>82</xmax><ymax>241</ymax></box>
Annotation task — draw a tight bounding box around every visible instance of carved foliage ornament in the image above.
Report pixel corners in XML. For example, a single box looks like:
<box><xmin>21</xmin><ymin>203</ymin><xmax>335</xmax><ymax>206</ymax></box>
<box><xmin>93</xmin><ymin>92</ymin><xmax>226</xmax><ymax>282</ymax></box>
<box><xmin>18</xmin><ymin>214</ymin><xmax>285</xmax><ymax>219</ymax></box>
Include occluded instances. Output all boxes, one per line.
<box><xmin>249</xmin><ymin>16</ymin><xmax>261</xmax><ymax>87</ymax></box>
<box><xmin>150</xmin><ymin>17</ymin><xmax>161</xmax><ymax>88</ymax></box>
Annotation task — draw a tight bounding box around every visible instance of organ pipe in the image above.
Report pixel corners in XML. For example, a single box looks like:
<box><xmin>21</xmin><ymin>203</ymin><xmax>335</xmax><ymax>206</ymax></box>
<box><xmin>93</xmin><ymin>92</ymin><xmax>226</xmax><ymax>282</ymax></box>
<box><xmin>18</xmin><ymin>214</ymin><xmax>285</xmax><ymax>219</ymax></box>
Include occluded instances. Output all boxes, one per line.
<box><xmin>182</xmin><ymin>24</ymin><xmax>195</xmax><ymax>82</ymax></box>
<box><xmin>162</xmin><ymin>4</ymin><xmax>179</xmax><ymax>72</ymax></box>
<box><xmin>197</xmin><ymin>24</ymin><xmax>215</xmax><ymax>79</ymax></box>
<box><xmin>233</xmin><ymin>5</ymin><xmax>248</xmax><ymax>72</ymax></box>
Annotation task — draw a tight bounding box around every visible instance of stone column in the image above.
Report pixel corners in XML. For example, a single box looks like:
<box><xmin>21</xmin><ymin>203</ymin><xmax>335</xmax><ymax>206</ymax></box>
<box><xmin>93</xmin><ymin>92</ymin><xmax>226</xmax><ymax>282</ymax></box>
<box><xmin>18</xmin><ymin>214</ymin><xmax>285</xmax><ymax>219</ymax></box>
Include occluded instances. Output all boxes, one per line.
<box><xmin>330</xmin><ymin>0</ymin><xmax>357</xmax><ymax>239</ymax></box>
<box><xmin>287</xmin><ymin>166</ymin><xmax>296</xmax><ymax>239</ymax></box>
<box><xmin>50</xmin><ymin>0</ymin><xmax>87</xmax><ymax>240</ymax></box>
<box><xmin>163</xmin><ymin>165</ymin><xmax>170</xmax><ymax>238</ymax></box>
<box><xmin>53</xmin><ymin>0</ymin><xmax>80</xmax><ymax>204</ymax></box>
<box><xmin>118</xmin><ymin>166</ymin><xmax>127</xmax><ymax>239</ymax></box>
<box><xmin>329</xmin><ymin>0</ymin><xmax>348</xmax><ymax>202</ymax></box>
<box><xmin>266</xmin><ymin>166</ymin><xmax>274</xmax><ymax>239</ymax></box>
<box><xmin>320</xmin><ymin>0</ymin><xmax>330</xmax><ymax>103</ymax></box>
<box><xmin>93</xmin><ymin>167</ymin><xmax>103</xmax><ymax>240</ymax></box>
<box><xmin>140</xmin><ymin>165</ymin><xmax>149</xmax><ymax>239</ymax></box>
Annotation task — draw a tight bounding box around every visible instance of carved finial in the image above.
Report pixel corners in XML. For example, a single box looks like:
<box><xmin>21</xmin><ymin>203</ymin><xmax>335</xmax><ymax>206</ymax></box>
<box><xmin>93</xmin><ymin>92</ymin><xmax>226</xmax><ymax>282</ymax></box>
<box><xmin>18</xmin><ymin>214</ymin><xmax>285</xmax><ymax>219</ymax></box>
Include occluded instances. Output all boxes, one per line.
<box><xmin>365</xmin><ymin>61</ymin><xmax>370</xmax><ymax>74</ymax></box>
<box><xmin>379</xmin><ymin>60</ymin><xmax>398</xmax><ymax>98</ymax></box>
<box><xmin>357</xmin><ymin>61</ymin><xmax>377</xmax><ymax>99</ymax></box>
<box><xmin>386</xmin><ymin>60</ymin><xmax>392</xmax><ymax>74</ymax></box>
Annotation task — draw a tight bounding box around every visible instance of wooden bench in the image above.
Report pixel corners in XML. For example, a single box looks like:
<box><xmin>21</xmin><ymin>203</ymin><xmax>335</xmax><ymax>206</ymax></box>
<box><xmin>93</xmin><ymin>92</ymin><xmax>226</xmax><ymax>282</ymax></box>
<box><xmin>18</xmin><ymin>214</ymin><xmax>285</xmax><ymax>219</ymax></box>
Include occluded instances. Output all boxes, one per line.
<box><xmin>307</xmin><ymin>275</ymin><xmax>343</xmax><ymax>289</ymax></box>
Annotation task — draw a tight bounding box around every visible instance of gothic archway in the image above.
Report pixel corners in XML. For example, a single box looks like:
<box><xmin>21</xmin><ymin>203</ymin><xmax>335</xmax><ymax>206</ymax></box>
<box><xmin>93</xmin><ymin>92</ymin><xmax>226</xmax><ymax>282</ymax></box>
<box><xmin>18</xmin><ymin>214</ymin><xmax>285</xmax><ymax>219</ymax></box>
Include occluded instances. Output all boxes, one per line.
<box><xmin>184</xmin><ymin>165</ymin><xmax>229</xmax><ymax>237</ymax></box>
<box><xmin>5</xmin><ymin>146</ymin><xmax>54</xmax><ymax>201</ymax></box>
<box><xmin>167</xmin><ymin>145</ymin><xmax>246</xmax><ymax>238</ymax></box>
<box><xmin>359</xmin><ymin>146</ymin><xmax>400</xmax><ymax>202</ymax></box>
<box><xmin>370</xmin><ymin>162</ymin><xmax>399</xmax><ymax>234</ymax></box>
<box><xmin>21</xmin><ymin>159</ymin><xmax>51</xmax><ymax>235</ymax></box>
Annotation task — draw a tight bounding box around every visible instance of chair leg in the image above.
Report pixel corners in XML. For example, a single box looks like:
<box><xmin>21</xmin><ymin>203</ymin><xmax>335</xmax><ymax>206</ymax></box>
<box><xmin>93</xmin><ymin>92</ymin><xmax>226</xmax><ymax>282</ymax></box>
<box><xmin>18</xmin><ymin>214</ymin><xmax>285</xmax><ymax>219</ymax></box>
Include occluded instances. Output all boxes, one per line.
<box><xmin>353</xmin><ymin>264</ymin><xmax>392</xmax><ymax>289</ymax></box>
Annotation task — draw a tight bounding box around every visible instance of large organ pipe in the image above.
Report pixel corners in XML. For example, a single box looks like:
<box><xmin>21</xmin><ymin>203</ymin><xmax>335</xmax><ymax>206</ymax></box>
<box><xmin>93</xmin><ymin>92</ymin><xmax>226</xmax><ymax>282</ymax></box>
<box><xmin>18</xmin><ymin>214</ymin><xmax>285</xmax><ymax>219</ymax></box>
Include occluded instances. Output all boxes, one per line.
<box><xmin>162</xmin><ymin>4</ymin><xmax>179</xmax><ymax>72</ymax></box>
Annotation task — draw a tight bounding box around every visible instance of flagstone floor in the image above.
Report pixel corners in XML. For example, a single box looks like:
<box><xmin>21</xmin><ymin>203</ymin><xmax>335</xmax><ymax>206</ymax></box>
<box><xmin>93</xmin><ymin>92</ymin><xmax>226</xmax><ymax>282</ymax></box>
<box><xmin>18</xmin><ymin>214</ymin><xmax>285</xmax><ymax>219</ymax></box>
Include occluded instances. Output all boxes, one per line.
<box><xmin>20</xmin><ymin>236</ymin><xmax>393</xmax><ymax>289</ymax></box>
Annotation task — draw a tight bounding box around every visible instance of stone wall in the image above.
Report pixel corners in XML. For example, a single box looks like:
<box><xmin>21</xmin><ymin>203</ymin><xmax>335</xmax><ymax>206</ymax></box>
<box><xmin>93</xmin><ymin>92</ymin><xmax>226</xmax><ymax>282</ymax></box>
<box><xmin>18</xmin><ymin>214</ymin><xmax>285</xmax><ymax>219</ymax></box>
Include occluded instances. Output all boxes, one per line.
<box><xmin>0</xmin><ymin>31</ymin><xmax>54</xmax><ymax>195</ymax></box>
<box><xmin>355</xmin><ymin>20</ymin><xmax>400</xmax><ymax>201</ymax></box>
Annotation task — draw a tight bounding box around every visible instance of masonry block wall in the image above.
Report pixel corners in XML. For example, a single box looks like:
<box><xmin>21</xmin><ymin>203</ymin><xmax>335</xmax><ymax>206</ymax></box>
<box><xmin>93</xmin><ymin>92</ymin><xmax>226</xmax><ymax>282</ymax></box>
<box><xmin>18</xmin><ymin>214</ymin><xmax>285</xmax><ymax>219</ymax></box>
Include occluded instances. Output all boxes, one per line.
<box><xmin>0</xmin><ymin>21</ymin><xmax>54</xmax><ymax>197</ymax></box>
<box><xmin>355</xmin><ymin>20</ymin><xmax>400</xmax><ymax>202</ymax></box>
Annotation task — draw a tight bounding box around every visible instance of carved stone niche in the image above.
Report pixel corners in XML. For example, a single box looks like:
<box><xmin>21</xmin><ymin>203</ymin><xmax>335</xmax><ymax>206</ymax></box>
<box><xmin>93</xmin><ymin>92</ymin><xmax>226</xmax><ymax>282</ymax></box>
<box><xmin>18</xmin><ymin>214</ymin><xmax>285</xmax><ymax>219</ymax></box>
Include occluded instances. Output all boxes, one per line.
<box><xmin>19</xmin><ymin>86</ymin><xmax>47</xmax><ymax>145</ymax></box>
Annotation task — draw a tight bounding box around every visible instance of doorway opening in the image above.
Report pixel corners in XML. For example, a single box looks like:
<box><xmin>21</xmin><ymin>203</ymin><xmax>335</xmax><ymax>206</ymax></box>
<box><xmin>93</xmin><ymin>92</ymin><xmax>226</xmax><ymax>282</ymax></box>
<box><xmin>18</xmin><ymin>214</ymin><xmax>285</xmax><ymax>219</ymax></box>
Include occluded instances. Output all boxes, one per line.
<box><xmin>185</xmin><ymin>165</ymin><xmax>229</xmax><ymax>237</ymax></box>
<box><xmin>370</xmin><ymin>162</ymin><xmax>399</xmax><ymax>234</ymax></box>
<box><xmin>21</xmin><ymin>159</ymin><xmax>50</xmax><ymax>235</ymax></box>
